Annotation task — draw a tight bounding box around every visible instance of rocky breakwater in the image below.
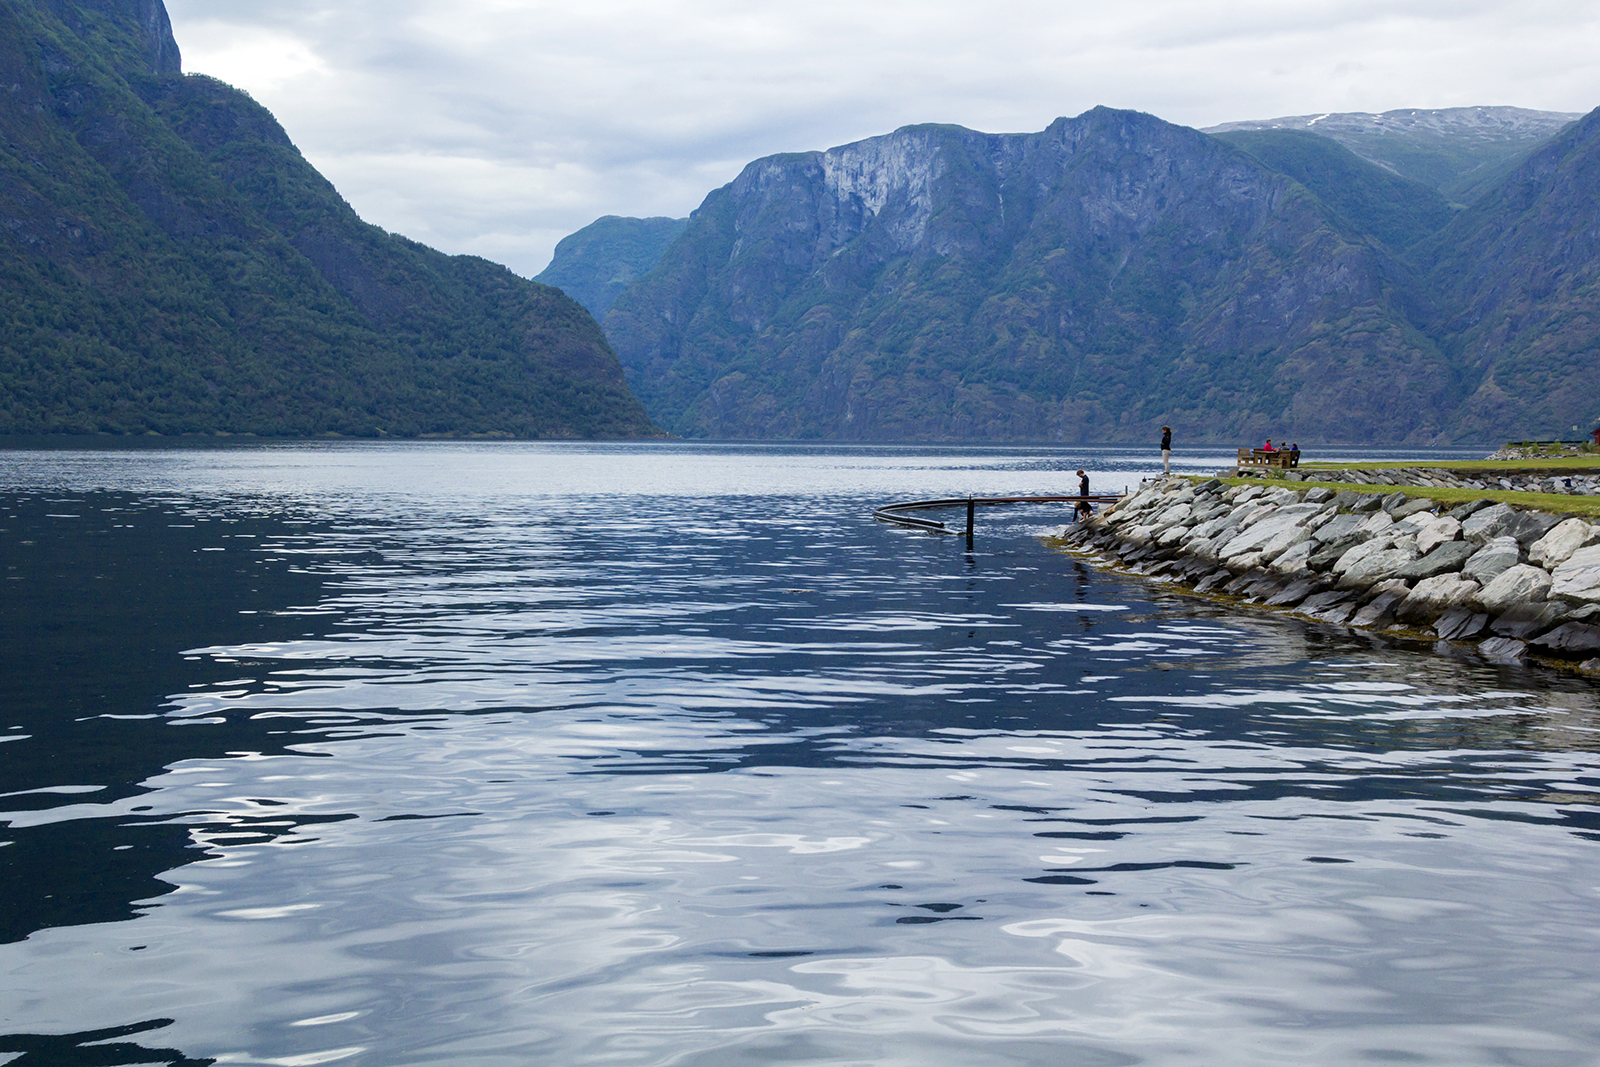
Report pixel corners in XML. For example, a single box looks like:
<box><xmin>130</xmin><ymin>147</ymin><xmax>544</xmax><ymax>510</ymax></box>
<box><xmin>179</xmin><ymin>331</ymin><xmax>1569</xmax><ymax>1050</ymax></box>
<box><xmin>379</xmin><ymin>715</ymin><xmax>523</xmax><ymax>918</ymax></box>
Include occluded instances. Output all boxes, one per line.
<box><xmin>1056</xmin><ymin>477</ymin><xmax>1600</xmax><ymax>671</ymax></box>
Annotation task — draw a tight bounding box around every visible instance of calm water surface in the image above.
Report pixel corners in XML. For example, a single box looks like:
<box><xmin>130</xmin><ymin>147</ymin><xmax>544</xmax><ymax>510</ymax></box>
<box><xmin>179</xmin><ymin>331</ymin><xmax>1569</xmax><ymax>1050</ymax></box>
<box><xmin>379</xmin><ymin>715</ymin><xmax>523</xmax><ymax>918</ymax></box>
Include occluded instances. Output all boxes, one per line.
<box><xmin>1</xmin><ymin>442</ymin><xmax>1597</xmax><ymax>1067</ymax></box>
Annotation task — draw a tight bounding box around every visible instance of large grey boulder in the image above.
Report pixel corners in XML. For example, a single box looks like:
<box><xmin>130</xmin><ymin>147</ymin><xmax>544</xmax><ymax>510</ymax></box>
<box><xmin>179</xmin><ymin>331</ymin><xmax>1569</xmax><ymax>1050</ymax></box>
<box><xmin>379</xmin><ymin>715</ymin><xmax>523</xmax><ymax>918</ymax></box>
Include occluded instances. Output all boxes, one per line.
<box><xmin>1217</xmin><ymin>504</ymin><xmax>1326</xmax><ymax>560</ymax></box>
<box><xmin>1312</xmin><ymin>513</ymin><xmax>1368</xmax><ymax>547</ymax></box>
<box><xmin>1530</xmin><ymin>623</ymin><xmax>1600</xmax><ymax>658</ymax></box>
<box><xmin>1478</xmin><ymin>636</ymin><xmax>1528</xmax><ymax>661</ymax></box>
<box><xmin>1462</xmin><ymin>503</ymin><xmax>1517</xmax><ymax>544</ymax></box>
<box><xmin>1490</xmin><ymin>601</ymin><xmax>1570</xmax><ymax>640</ymax></box>
<box><xmin>1475</xmin><ymin>564</ymin><xmax>1552</xmax><ymax>616</ymax></box>
<box><xmin>1448</xmin><ymin>499</ymin><xmax>1497</xmax><ymax>522</ymax></box>
<box><xmin>1529</xmin><ymin>518</ymin><xmax>1598</xmax><ymax>569</ymax></box>
<box><xmin>1396</xmin><ymin>540</ymin><xmax>1477</xmax><ymax>581</ymax></box>
<box><xmin>1507</xmin><ymin>511</ymin><xmax>1567</xmax><ymax>548</ymax></box>
<box><xmin>1270</xmin><ymin>540</ymin><xmax>1316</xmax><ymax>574</ymax></box>
<box><xmin>1434</xmin><ymin>609</ymin><xmax>1489</xmax><ymax>640</ymax></box>
<box><xmin>1397</xmin><ymin>575</ymin><xmax>1481</xmax><ymax>622</ymax></box>
<box><xmin>1153</xmin><ymin>503</ymin><xmax>1194</xmax><ymax>527</ymax></box>
<box><xmin>1463</xmin><ymin>536</ymin><xmax>1522</xmax><ymax>585</ymax></box>
<box><xmin>1414</xmin><ymin>515</ymin><xmax>1462</xmax><ymax>554</ymax></box>
<box><xmin>1337</xmin><ymin>543</ymin><xmax>1422</xmax><ymax>587</ymax></box>
<box><xmin>1549</xmin><ymin>545</ymin><xmax>1600</xmax><ymax>605</ymax></box>
<box><xmin>1390</xmin><ymin>497</ymin><xmax>1436</xmax><ymax>520</ymax></box>
<box><xmin>1350</xmin><ymin>590</ymin><xmax>1407</xmax><ymax>628</ymax></box>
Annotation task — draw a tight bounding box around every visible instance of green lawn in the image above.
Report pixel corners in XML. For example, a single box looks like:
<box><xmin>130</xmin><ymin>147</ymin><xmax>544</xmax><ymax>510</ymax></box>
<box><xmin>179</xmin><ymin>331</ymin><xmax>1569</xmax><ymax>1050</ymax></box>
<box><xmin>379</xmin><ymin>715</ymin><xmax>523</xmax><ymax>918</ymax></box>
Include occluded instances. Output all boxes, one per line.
<box><xmin>1299</xmin><ymin>456</ymin><xmax>1600</xmax><ymax>472</ymax></box>
<box><xmin>1205</xmin><ymin>476</ymin><xmax>1600</xmax><ymax>518</ymax></box>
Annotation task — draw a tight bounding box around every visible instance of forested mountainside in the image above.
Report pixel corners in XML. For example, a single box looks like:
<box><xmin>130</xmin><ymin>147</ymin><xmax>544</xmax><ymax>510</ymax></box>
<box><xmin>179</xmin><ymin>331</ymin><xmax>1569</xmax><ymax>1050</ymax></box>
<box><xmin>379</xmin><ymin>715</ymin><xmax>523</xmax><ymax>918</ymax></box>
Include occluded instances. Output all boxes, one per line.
<box><xmin>0</xmin><ymin>0</ymin><xmax>658</xmax><ymax>438</ymax></box>
<box><xmin>589</xmin><ymin>106</ymin><xmax>1600</xmax><ymax>445</ymax></box>
<box><xmin>535</xmin><ymin>215</ymin><xmax>687</xmax><ymax>320</ymax></box>
<box><xmin>1421</xmin><ymin>109</ymin><xmax>1600</xmax><ymax>443</ymax></box>
<box><xmin>1204</xmin><ymin>107</ymin><xmax>1582</xmax><ymax>204</ymax></box>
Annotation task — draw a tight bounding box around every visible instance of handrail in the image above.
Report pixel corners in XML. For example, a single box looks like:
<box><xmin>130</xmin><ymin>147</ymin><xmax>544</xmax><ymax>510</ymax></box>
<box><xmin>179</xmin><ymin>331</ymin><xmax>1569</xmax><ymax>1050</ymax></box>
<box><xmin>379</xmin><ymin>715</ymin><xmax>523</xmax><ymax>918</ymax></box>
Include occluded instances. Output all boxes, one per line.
<box><xmin>873</xmin><ymin>494</ymin><xmax>1123</xmax><ymax>532</ymax></box>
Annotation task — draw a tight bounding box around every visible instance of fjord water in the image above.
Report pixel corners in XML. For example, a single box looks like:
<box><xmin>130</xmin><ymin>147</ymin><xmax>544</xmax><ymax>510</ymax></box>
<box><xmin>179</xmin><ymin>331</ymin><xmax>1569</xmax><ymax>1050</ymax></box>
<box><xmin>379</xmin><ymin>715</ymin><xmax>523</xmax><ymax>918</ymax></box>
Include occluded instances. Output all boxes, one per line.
<box><xmin>2</xmin><ymin>442</ymin><xmax>1597</xmax><ymax>1067</ymax></box>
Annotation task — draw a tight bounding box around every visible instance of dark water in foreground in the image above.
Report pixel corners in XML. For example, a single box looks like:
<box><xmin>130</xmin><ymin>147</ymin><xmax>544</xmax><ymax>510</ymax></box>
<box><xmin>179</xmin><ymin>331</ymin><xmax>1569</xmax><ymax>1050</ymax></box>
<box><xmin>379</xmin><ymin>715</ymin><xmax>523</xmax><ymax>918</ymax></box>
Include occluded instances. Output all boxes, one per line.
<box><xmin>1</xmin><ymin>442</ymin><xmax>1597</xmax><ymax>1067</ymax></box>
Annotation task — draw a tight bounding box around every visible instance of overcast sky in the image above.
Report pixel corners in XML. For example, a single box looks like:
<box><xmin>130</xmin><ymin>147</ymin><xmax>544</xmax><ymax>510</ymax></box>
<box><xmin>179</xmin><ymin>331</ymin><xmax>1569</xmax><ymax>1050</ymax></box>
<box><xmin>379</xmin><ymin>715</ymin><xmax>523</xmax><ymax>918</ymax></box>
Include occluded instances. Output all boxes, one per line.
<box><xmin>163</xmin><ymin>0</ymin><xmax>1600</xmax><ymax>278</ymax></box>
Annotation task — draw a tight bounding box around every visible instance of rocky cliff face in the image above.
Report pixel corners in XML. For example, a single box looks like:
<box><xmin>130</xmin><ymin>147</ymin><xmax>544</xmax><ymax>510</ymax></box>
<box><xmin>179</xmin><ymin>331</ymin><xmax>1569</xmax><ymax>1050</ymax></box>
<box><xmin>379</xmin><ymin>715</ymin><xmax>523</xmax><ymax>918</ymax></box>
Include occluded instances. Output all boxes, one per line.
<box><xmin>535</xmin><ymin>215</ymin><xmax>687</xmax><ymax>320</ymax></box>
<box><xmin>0</xmin><ymin>0</ymin><xmax>657</xmax><ymax>438</ymax></box>
<box><xmin>605</xmin><ymin>108</ymin><xmax>1457</xmax><ymax>443</ymax></box>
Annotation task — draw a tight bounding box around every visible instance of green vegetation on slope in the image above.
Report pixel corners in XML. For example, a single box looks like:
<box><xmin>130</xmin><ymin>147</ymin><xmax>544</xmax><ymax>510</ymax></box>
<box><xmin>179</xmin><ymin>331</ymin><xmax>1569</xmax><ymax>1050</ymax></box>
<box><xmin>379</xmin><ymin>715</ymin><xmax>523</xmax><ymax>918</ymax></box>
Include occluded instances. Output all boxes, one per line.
<box><xmin>535</xmin><ymin>215</ymin><xmax>688</xmax><ymax>320</ymax></box>
<box><xmin>0</xmin><ymin>0</ymin><xmax>658</xmax><ymax>438</ymax></box>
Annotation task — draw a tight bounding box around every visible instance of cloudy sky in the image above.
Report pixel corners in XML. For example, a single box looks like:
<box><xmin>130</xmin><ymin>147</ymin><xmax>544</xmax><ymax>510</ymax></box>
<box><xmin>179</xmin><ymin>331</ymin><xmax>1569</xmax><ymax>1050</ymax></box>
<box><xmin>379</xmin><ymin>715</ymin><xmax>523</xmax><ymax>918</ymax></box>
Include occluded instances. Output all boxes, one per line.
<box><xmin>163</xmin><ymin>0</ymin><xmax>1600</xmax><ymax>278</ymax></box>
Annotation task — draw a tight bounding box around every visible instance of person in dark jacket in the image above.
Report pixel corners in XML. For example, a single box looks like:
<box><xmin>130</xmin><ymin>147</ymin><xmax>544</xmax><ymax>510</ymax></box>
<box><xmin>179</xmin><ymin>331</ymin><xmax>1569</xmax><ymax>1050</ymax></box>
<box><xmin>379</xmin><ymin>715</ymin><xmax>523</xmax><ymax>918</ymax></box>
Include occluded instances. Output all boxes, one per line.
<box><xmin>1161</xmin><ymin>426</ymin><xmax>1171</xmax><ymax>475</ymax></box>
<box><xmin>1074</xmin><ymin>469</ymin><xmax>1091</xmax><ymax>521</ymax></box>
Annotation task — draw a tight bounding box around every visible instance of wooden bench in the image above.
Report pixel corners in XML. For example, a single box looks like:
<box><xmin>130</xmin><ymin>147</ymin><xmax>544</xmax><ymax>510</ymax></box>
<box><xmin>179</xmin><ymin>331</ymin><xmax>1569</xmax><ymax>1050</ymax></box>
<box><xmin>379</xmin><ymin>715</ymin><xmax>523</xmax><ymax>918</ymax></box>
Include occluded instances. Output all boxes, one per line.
<box><xmin>1237</xmin><ymin>448</ymin><xmax>1300</xmax><ymax>470</ymax></box>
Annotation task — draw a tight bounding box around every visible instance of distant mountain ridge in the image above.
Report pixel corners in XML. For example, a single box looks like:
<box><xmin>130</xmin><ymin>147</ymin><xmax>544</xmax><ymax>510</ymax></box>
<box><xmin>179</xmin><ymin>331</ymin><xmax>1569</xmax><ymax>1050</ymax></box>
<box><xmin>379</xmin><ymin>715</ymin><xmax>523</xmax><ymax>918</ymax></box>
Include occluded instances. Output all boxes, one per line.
<box><xmin>574</xmin><ymin>105</ymin><xmax>1599</xmax><ymax>445</ymax></box>
<box><xmin>535</xmin><ymin>216</ymin><xmax>687</xmax><ymax>320</ymax></box>
<box><xmin>1203</xmin><ymin>106</ymin><xmax>1582</xmax><ymax>203</ymax></box>
<box><xmin>0</xmin><ymin>0</ymin><xmax>658</xmax><ymax>438</ymax></box>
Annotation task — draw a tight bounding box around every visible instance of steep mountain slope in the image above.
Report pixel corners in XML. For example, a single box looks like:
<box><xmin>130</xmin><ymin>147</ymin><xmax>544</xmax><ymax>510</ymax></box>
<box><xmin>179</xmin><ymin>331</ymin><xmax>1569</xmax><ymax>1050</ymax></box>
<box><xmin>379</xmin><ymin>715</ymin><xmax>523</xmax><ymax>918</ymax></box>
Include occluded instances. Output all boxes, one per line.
<box><xmin>535</xmin><ymin>215</ymin><xmax>688</xmax><ymax>319</ymax></box>
<box><xmin>1422</xmin><ymin>107</ymin><xmax>1600</xmax><ymax>442</ymax></box>
<box><xmin>603</xmin><ymin>108</ymin><xmax>1455</xmax><ymax>444</ymax></box>
<box><xmin>1204</xmin><ymin>107</ymin><xmax>1581</xmax><ymax>203</ymax></box>
<box><xmin>1210</xmin><ymin>129</ymin><xmax>1454</xmax><ymax>252</ymax></box>
<box><xmin>0</xmin><ymin>0</ymin><xmax>657</xmax><ymax>438</ymax></box>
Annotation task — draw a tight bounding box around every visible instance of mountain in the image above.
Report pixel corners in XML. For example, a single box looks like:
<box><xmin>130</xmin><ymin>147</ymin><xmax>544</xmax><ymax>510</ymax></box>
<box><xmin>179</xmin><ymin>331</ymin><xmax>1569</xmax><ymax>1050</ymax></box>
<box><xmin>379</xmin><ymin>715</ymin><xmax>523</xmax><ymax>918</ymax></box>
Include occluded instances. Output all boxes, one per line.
<box><xmin>1208</xmin><ymin>129</ymin><xmax>1453</xmax><ymax>252</ymax></box>
<box><xmin>535</xmin><ymin>215</ymin><xmax>688</xmax><ymax>320</ymax></box>
<box><xmin>0</xmin><ymin>0</ymin><xmax>658</xmax><ymax>438</ymax></box>
<box><xmin>1203</xmin><ymin>107</ymin><xmax>1582</xmax><ymax>204</ymax></box>
<box><xmin>602</xmin><ymin>108</ymin><xmax>1459</xmax><ymax>444</ymax></box>
<box><xmin>1421</xmin><ymin>108</ymin><xmax>1600</xmax><ymax>442</ymax></box>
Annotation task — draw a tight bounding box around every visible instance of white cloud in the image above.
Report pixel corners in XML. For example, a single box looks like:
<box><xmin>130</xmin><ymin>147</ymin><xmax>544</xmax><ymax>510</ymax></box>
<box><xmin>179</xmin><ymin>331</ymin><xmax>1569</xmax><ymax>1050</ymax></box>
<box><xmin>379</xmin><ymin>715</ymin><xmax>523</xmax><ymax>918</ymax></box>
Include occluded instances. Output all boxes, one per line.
<box><xmin>164</xmin><ymin>0</ymin><xmax>1600</xmax><ymax>277</ymax></box>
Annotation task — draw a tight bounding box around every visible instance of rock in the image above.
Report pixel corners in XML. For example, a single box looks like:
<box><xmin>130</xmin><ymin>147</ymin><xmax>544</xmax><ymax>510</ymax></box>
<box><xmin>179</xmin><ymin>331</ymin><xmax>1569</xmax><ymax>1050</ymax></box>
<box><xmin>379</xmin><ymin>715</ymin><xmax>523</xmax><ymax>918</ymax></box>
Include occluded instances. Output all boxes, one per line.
<box><xmin>1349</xmin><ymin>590</ymin><xmax>1406</xmax><ymax>628</ymax></box>
<box><xmin>1475</xmin><ymin>564</ymin><xmax>1552</xmax><ymax>615</ymax></box>
<box><xmin>1462</xmin><ymin>536</ymin><xmax>1522</xmax><ymax>585</ymax></box>
<box><xmin>1194</xmin><ymin>570</ymin><xmax>1233</xmax><ymax>594</ymax></box>
<box><xmin>1448</xmin><ymin>499</ymin><xmax>1498</xmax><ymax>521</ymax></box>
<box><xmin>1434</xmin><ymin>610</ymin><xmax>1489</xmax><ymax>641</ymax></box>
<box><xmin>1478</xmin><ymin>637</ymin><xmax>1527</xmax><ymax>661</ymax></box>
<box><xmin>1489</xmin><ymin>602</ymin><xmax>1568</xmax><ymax>640</ymax></box>
<box><xmin>1397</xmin><ymin>575</ymin><xmax>1481</xmax><ymax>622</ymax></box>
<box><xmin>1390</xmin><ymin>496</ymin><xmax>1436</xmax><ymax>520</ymax></box>
<box><xmin>1336</xmin><ymin>543</ymin><xmax>1421</xmax><ymax>587</ymax></box>
<box><xmin>1329</xmin><ymin>490</ymin><xmax>1365</xmax><ymax>510</ymax></box>
<box><xmin>1195</xmin><ymin>479</ymin><xmax>1223</xmax><ymax>494</ymax></box>
<box><xmin>1530</xmin><ymin>623</ymin><xmax>1600</xmax><ymax>658</ymax></box>
<box><xmin>1396</xmin><ymin>540</ymin><xmax>1477</xmax><ymax>580</ymax></box>
<box><xmin>1300</xmin><ymin>592</ymin><xmax>1357</xmax><ymax>625</ymax></box>
<box><xmin>1414</xmin><ymin>515</ymin><xmax>1462</xmax><ymax>554</ymax></box>
<box><xmin>1529</xmin><ymin>518</ymin><xmax>1598</xmax><ymax>568</ymax></box>
<box><xmin>1307</xmin><ymin>543</ymin><xmax>1348</xmax><ymax>572</ymax></box>
<box><xmin>1265</xmin><ymin>577</ymin><xmax>1322</xmax><ymax>607</ymax></box>
<box><xmin>1153</xmin><ymin>503</ymin><xmax>1193</xmax><ymax>527</ymax></box>
<box><xmin>1581</xmin><ymin>658</ymin><xmax>1600</xmax><ymax>673</ymax></box>
<box><xmin>1217</xmin><ymin>504</ymin><xmax>1326</xmax><ymax>560</ymax></box>
<box><xmin>1462</xmin><ymin>503</ymin><xmax>1517</xmax><ymax>544</ymax></box>
<box><xmin>1350</xmin><ymin>494</ymin><xmax>1384</xmax><ymax>513</ymax></box>
<box><xmin>1303</xmin><ymin>487</ymin><xmax>1335</xmax><ymax>504</ymax></box>
<box><xmin>1271</xmin><ymin>540</ymin><xmax>1315</xmax><ymax>575</ymax></box>
<box><xmin>1360</xmin><ymin>511</ymin><xmax>1396</xmax><ymax>536</ymax></box>
<box><xmin>1312</xmin><ymin>513</ymin><xmax>1368</xmax><ymax>546</ymax></box>
<box><xmin>1507</xmin><ymin>510</ymin><xmax>1567</xmax><ymax>548</ymax></box>
<box><xmin>1549</xmin><ymin>545</ymin><xmax>1600</xmax><ymax>605</ymax></box>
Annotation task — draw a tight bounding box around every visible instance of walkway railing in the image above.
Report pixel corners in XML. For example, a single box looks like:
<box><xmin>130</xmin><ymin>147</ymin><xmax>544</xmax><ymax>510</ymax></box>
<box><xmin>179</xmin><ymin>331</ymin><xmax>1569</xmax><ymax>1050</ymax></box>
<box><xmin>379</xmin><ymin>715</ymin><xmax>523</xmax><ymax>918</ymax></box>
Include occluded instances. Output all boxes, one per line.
<box><xmin>873</xmin><ymin>494</ymin><xmax>1124</xmax><ymax>543</ymax></box>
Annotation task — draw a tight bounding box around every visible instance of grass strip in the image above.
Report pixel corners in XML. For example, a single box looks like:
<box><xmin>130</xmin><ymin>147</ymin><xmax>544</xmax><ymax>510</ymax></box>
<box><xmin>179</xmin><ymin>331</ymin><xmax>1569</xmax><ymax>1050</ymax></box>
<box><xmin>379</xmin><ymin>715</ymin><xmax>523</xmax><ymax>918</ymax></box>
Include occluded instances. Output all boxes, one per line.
<box><xmin>1298</xmin><ymin>456</ymin><xmax>1600</xmax><ymax>472</ymax></box>
<box><xmin>1203</xmin><ymin>476</ymin><xmax>1600</xmax><ymax>518</ymax></box>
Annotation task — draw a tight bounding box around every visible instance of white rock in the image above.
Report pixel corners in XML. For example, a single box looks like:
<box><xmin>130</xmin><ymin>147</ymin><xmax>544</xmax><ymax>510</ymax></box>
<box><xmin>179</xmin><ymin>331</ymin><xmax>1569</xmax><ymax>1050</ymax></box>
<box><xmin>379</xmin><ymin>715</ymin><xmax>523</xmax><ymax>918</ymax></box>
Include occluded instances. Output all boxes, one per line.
<box><xmin>1415</xmin><ymin>515</ymin><xmax>1463</xmax><ymax>555</ymax></box>
<box><xmin>1529</xmin><ymin>518</ymin><xmax>1597</xmax><ymax>568</ymax></box>
<box><xmin>1360</xmin><ymin>512</ymin><xmax>1395</xmax><ymax>536</ymax></box>
<box><xmin>1398</xmin><ymin>575</ymin><xmax>1481</xmax><ymax>620</ymax></box>
<box><xmin>1339</xmin><ymin>545</ymin><xmax>1422</xmax><ymax>587</ymax></box>
<box><xmin>1475</xmin><ymin>564</ymin><xmax>1552</xmax><ymax>615</ymax></box>
<box><xmin>1153</xmin><ymin>503</ymin><xmax>1193</xmax><ymax>528</ymax></box>
<box><xmin>1271</xmin><ymin>540</ymin><xmax>1315</xmax><ymax>574</ymax></box>
<box><xmin>1217</xmin><ymin>504</ymin><xmax>1325</xmax><ymax>559</ymax></box>
<box><xmin>1549</xmin><ymin>544</ymin><xmax>1600</xmax><ymax>605</ymax></box>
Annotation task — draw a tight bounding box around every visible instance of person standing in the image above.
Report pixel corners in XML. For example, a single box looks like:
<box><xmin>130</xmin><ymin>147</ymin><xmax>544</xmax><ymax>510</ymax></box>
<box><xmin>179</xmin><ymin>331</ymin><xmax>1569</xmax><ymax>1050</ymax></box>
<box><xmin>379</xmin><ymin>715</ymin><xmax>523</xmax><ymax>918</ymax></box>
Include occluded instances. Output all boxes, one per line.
<box><xmin>1161</xmin><ymin>426</ymin><xmax>1172</xmax><ymax>475</ymax></box>
<box><xmin>1075</xmin><ymin>469</ymin><xmax>1091</xmax><ymax>521</ymax></box>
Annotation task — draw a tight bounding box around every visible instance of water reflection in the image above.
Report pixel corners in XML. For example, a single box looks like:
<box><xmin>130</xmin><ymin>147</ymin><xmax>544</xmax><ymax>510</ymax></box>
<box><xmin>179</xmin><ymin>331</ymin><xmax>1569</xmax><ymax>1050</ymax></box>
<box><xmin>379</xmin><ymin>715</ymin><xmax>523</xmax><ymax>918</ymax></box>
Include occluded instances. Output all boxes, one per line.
<box><xmin>0</xmin><ymin>444</ymin><xmax>1596</xmax><ymax>1067</ymax></box>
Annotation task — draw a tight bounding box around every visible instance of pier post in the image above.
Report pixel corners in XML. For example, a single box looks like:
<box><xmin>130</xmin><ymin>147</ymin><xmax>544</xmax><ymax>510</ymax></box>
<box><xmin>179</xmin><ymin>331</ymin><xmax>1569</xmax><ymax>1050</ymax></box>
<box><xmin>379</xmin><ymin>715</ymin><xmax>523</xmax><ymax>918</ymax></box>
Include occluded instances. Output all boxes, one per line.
<box><xmin>966</xmin><ymin>497</ymin><xmax>975</xmax><ymax>550</ymax></box>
